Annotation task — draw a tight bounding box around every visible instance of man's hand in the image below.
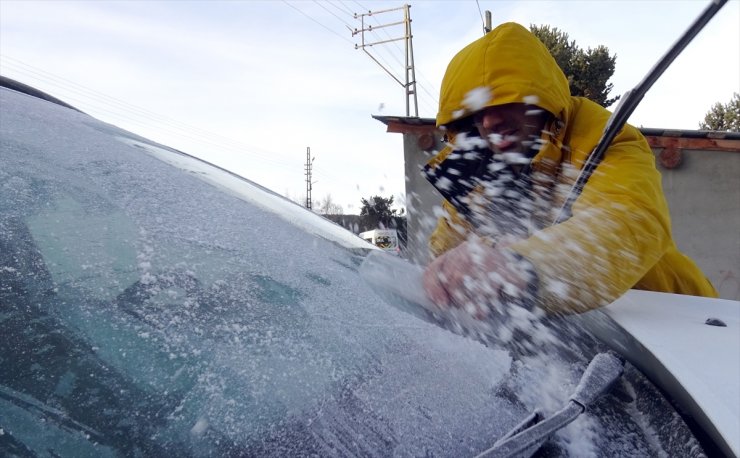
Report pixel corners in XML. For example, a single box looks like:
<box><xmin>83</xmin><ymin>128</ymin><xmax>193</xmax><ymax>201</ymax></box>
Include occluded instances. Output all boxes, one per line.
<box><xmin>423</xmin><ymin>237</ymin><xmax>534</xmax><ymax>319</ymax></box>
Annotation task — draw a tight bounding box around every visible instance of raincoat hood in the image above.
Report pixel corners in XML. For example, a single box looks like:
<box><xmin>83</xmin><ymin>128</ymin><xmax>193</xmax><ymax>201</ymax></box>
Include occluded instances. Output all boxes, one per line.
<box><xmin>437</xmin><ymin>22</ymin><xmax>571</xmax><ymax>127</ymax></box>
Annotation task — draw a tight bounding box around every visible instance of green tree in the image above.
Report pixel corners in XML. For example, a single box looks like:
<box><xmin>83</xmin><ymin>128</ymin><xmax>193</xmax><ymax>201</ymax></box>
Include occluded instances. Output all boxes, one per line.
<box><xmin>530</xmin><ymin>25</ymin><xmax>619</xmax><ymax>107</ymax></box>
<box><xmin>699</xmin><ymin>93</ymin><xmax>740</xmax><ymax>131</ymax></box>
<box><xmin>360</xmin><ymin>195</ymin><xmax>397</xmax><ymax>229</ymax></box>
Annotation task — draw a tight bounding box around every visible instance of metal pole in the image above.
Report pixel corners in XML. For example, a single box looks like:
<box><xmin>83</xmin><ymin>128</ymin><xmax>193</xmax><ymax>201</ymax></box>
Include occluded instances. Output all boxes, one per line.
<box><xmin>352</xmin><ymin>4</ymin><xmax>419</xmax><ymax>116</ymax></box>
<box><xmin>405</xmin><ymin>4</ymin><xmax>419</xmax><ymax>117</ymax></box>
<box><xmin>403</xmin><ymin>5</ymin><xmax>410</xmax><ymax>117</ymax></box>
<box><xmin>305</xmin><ymin>147</ymin><xmax>313</xmax><ymax>210</ymax></box>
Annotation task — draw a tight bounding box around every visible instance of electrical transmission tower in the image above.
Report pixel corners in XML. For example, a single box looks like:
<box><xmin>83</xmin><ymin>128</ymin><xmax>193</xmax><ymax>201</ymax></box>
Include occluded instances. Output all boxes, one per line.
<box><xmin>304</xmin><ymin>147</ymin><xmax>315</xmax><ymax>210</ymax></box>
<box><xmin>352</xmin><ymin>4</ymin><xmax>418</xmax><ymax>117</ymax></box>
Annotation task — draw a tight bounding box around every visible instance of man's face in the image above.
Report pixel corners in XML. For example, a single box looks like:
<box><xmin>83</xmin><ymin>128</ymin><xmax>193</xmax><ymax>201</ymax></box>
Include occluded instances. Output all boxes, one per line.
<box><xmin>469</xmin><ymin>103</ymin><xmax>550</xmax><ymax>156</ymax></box>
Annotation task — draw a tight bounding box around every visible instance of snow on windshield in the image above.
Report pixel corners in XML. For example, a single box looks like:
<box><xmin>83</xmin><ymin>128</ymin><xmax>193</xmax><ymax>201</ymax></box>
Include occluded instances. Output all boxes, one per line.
<box><xmin>116</xmin><ymin>136</ymin><xmax>370</xmax><ymax>252</ymax></box>
<box><xmin>1</xmin><ymin>87</ymin><xmax>525</xmax><ymax>455</ymax></box>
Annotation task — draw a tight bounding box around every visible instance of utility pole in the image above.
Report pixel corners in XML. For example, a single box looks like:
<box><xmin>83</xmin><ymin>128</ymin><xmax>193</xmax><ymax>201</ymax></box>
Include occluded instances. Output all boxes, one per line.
<box><xmin>352</xmin><ymin>4</ymin><xmax>418</xmax><ymax>117</ymax></box>
<box><xmin>304</xmin><ymin>147</ymin><xmax>315</xmax><ymax>210</ymax></box>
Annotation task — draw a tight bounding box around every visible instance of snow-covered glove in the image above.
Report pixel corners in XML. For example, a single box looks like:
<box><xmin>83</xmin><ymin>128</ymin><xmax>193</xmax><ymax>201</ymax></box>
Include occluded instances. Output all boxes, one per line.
<box><xmin>423</xmin><ymin>236</ymin><xmax>538</xmax><ymax>320</ymax></box>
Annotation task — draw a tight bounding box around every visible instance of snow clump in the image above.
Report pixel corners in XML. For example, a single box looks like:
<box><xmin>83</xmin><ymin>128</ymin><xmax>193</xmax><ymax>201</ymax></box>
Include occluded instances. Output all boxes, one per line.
<box><xmin>463</xmin><ymin>86</ymin><xmax>493</xmax><ymax>112</ymax></box>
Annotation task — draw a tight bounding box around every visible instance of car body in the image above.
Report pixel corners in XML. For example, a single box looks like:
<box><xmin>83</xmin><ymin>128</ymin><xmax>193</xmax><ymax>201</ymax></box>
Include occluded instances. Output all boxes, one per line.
<box><xmin>582</xmin><ymin>290</ymin><xmax>739</xmax><ymax>458</ymax></box>
<box><xmin>1</xmin><ymin>83</ymin><xmax>737</xmax><ymax>457</ymax></box>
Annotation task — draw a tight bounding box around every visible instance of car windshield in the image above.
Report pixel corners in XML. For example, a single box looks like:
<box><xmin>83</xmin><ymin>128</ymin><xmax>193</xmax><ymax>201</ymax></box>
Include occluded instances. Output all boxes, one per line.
<box><xmin>0</xmin><ymin>87</ymin><xmax>704</xmax><ymax>456</ymax></box>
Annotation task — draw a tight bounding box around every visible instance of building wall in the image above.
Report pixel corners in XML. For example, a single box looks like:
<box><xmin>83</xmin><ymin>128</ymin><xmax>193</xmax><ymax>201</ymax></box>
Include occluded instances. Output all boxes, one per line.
<box><xmin>399</xmin><ymin>130</ymin><xmax>740</xmax><ymax>300</ymax></box>
<box><xmin>655</xmin><ymin>148</ymin><xmax>740</xmax><ymax>300</ymax></box>
<box><xmin>402</xmin><ymin>132</ymin><xmax>445</xmax><ymax>266</ymax></box>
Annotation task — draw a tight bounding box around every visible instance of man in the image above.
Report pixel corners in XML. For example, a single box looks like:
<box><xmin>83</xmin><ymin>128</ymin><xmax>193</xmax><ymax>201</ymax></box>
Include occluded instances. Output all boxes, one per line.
<box><xmin>422</xmin><ymin>23</ymin><xmax>717</xmax><ymax>318</ymax></box>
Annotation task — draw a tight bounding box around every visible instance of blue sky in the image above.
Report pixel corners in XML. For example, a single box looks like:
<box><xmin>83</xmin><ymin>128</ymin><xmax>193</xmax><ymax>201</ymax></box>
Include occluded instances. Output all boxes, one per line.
<box><xmin>1</xmin><ymin>0</ymin><xmax>738</xmax><ymax>214</ymax></box>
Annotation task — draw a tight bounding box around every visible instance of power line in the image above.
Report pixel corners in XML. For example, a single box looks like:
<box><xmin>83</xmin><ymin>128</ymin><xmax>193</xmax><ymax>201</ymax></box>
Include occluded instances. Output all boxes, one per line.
<box><xmin>352</xmin><ymin>3</ymin><xmax>439</xmax><ymax>114</ymax></box>
<box><xmin>475</xmin><ymin>0</ymin><xmax>486</xmax><ymax>35</ymax></box>
<box><xmin>282</xmin><ymin>0</ymin><xmax>354</xmax><ymax>44</ymax></box>
<box><xmin>364</xmin><ymin>33</ymin><xmax>438</xmax><ymax>114</ymax></box>
<box><xmin>330</xmin><ymin>0</ymin><xmax>355</xmax><ymax>17</ymax></box>
<box><xmin>1</xmin><ymin>56</ymin><xmax>286</xmax><ymax>157</ymax></box>
<box><xmin>280</xmin><ymin>1</ymin><xmax>438</xmax><ymax>115</ymax></box>
<box><xmin>313</xmin><ymin>0</ymin><xmax>354</xmax><ymax>30</ymax></box>
<box><xmin>351</xmin><ymin>0</ymin><xmax>408</xmax><ymax>77</ymax></box>
<box><xmin>2</xmin><ymin>51</ymin><xmax>402</xmax><ymax>207</ymax></box>
<box><xmin>352</xmin><ymin>5</ymin><xmax>421</xmax><ymax>116</ymax></box>
<box><xmin>0</xmin><ymin>56</ymin><xmax>306</xmax><ymax>173</ymax></box>
<box><xmin>351</xmin><ymin>0</ymin><xmax>370</xmax><ymax>13</ymax></box>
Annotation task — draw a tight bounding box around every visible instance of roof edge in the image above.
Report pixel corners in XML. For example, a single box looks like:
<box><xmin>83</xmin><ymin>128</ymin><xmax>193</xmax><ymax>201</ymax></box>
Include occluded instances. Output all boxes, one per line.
<box><xmin>372</xmin><ymin>115</ymin><xmax>740</xmax><ymax>140</ymax></box>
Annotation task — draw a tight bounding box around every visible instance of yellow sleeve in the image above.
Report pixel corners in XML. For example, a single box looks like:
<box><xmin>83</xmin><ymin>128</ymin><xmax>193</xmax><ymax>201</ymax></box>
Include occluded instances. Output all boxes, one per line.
<box><xmin>510</xmin><ymin>127</ymin><xmax>673</xmax><ymax>314</ymax></box>
<box><xmin>429</xmin><ymin>200</ymin><xmax>472</xmax><ymax>258</ymax></box>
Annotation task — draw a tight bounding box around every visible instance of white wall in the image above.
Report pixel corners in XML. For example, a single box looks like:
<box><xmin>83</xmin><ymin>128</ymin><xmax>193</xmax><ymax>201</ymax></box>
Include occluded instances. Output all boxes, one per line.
<box><xmin>657</xmin><ymin>148</ymin><xmax>740</xmax><ymax>300</ymax></box>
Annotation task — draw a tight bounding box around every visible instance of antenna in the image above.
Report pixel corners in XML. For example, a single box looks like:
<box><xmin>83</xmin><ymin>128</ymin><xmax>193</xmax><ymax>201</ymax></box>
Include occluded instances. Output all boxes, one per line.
<box><xmin>352</xmin><ymin>4</ymin><xmax>418</xmax><ymax>117</ymax></box>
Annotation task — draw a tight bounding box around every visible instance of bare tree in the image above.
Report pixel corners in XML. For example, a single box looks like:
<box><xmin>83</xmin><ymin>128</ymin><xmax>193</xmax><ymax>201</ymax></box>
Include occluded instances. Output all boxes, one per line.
<box><xmin>317</xmin><ymin>194</ymin><xmax>344</xmax><ymax>215</ymax></box>
<box><xmin>284</xmin><ymin>190</ymin><xmax>307</xmax><ymax>207</ymax></box>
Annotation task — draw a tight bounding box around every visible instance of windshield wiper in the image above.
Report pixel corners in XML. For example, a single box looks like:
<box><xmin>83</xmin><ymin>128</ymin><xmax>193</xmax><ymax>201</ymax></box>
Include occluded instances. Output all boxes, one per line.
<box><xmin>553</xmin><ymin>0</ymin><xmax>728</xmax><ymax>224</ymax></box>
<box><xmin>476</xmin><ymin>351</ymin><xmax>624</xmax><ymax>458</ymax></box>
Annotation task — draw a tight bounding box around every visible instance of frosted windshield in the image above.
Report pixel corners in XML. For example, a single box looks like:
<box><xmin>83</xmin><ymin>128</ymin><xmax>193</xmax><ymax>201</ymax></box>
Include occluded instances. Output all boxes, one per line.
<box><xmin>0</xmin><ymin>87</ymin><xmax>704</xmax><ymax>456</ymax></box>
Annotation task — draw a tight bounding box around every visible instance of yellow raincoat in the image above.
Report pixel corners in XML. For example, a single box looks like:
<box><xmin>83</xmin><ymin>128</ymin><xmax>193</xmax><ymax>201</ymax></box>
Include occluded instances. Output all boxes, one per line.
<box><xmin>428</xmin><ymin>23</ymin><xmax>717</xmax><ymax>313</ymax></box>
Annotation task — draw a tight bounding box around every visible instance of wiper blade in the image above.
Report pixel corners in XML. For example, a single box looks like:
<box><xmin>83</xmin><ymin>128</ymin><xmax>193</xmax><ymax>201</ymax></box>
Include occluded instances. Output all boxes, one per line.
<box><xmin>476</xmin><ymin>352</ymin><xmax>624</xmax><ymax>458</ymax></box>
